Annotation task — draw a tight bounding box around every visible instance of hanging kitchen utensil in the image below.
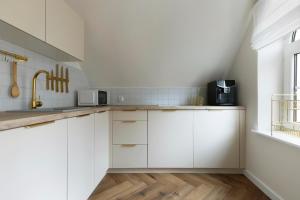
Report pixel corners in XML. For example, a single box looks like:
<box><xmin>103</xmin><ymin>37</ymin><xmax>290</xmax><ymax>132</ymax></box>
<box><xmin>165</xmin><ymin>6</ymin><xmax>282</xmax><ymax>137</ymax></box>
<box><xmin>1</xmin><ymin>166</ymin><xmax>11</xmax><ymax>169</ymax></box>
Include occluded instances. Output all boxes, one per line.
<box><xmin>66</xmin><ymin>68</ymin><xmax>69</xmax><ymax>93</ymax></box>
<box><xmin>11</xmin><ymin>61</ymin><xmax>20</xmax><ymax>97</ymax></box>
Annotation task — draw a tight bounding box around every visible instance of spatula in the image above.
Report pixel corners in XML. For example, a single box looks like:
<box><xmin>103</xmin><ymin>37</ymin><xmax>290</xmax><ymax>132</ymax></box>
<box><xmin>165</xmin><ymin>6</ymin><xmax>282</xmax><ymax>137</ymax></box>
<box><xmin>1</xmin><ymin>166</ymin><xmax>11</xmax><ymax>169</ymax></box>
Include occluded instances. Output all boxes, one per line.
<box><xmin>11</xmin><ymin>61</ymin><xmax>20</xmax><ymax>97</ymax></box>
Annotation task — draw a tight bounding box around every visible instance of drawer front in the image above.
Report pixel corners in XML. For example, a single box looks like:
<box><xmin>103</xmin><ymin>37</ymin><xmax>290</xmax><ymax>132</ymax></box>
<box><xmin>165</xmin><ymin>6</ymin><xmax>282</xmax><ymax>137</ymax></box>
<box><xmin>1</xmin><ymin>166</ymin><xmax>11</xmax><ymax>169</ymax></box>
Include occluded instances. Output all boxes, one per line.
<box><xmin>112</xmin><ymin>145</ymin><xmax>147</xmax><ymax>168</ymax></box>
<box><xmin>113</xmin><ymin>121</ymin><xmax>147</xmax><ymax>144</ymax></box>
<box><xmin>113</xmin><ymin>111</ymin><xmax>147</xmax><ymax>121</ymax></box>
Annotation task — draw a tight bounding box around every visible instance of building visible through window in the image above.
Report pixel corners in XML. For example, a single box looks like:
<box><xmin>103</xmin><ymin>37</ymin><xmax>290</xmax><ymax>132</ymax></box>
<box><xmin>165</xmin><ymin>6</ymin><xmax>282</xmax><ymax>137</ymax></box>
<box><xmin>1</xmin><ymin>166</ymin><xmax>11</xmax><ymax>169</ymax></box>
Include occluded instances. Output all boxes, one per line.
<box><xmin>292</xmin><ymin>29</ymin><xmax>300</xmax><ymax>42</ymax></box>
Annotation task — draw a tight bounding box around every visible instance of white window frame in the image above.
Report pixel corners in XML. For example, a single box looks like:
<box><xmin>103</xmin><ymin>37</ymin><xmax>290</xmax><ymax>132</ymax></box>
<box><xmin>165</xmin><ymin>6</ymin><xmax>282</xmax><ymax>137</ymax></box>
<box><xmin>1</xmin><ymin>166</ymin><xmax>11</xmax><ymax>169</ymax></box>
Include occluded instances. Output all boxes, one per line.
<box><xmin>283</xmin><ymin>30</ymin><xmax>300</xmax><ymax>123</ymax></box>
<box><xmin>284</xmin><ymin>32</ymin><xmax>300</xmax><ymax>95</ymax></box>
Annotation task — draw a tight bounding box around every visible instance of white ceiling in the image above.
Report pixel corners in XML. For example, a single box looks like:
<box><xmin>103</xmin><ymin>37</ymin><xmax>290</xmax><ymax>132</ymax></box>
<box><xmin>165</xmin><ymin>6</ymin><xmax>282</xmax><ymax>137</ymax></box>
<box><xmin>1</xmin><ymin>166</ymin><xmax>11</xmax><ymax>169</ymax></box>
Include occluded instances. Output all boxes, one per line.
<box><xmin>66</xmin><ymin>0</ymin><xmax>255</xmax><ymax>87</ymax></box>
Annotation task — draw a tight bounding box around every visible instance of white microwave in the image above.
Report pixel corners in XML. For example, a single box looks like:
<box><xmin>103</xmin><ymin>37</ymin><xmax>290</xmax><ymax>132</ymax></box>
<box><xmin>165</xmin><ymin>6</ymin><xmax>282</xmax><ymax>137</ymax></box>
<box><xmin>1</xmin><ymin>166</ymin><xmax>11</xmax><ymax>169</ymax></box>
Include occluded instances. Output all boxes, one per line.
<box><xmin>77</xmin><ymin>90</ymin><xmax>110</xmax><ymax>106</ymax></box>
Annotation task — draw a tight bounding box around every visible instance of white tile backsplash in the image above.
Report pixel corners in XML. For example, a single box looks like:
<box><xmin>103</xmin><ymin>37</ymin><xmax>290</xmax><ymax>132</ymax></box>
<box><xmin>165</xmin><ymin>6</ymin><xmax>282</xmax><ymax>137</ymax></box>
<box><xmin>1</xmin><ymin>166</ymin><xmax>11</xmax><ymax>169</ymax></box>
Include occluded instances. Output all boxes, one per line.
<box><xmin>0</xmin><ymin>40</ymin><xmax>89</xmax><ymax>111</ymax></box>
<box><xmin>98</xmin><ymin>87</ymin><xmax>206</xmax><ymax>106</ymax></box>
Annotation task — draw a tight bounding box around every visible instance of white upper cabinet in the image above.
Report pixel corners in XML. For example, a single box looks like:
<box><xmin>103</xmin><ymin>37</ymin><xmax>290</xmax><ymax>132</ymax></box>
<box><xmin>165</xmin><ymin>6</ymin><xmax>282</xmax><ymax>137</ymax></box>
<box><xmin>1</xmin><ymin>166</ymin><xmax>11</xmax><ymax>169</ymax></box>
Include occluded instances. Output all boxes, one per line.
<box><xmin>194</xmin><ymin>110</ymin><xmax>240</xmax><ymax>168</ymax></box>
<box><xmin>0</xmin><ymin>0</ymin><xmax>46</xmax><ymax>40</ymax></box>
<box><xmin>0</xmin><ymin>0</ymin><xmax>84</xmax><ymax>61</ymax></box>
<box><xmin>148</xmin><ymin>110</ymin><xmax>194</xmax><ymax>168</ymax></box>
<box><xmin>0</xmin><ymin>120</ymin><xmax>68</xmax><ymax>200</ymax></box>
<box><xmin>94</xmin><ymin>112</ymin><xmax>110</xmax><ymax>187</ymax></box>
<box><xmin>46</xmin><ymin>0</ymin><xmax>85</xmax><ymax>60</ymax></box>
<box><xmin>68</xmin><ymin>114</ymin><xmax>94</xmax><ymax>200</ymax></box>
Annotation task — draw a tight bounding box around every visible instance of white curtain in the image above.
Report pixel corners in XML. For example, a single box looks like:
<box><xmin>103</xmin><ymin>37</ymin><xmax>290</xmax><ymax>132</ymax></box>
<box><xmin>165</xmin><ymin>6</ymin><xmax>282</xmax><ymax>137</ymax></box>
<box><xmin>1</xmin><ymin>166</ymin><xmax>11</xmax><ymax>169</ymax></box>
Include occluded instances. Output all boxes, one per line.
<box><xmin>252</xmin><ymin>0</ymin><xmax>300</xmax><ymax>50</ymax></box>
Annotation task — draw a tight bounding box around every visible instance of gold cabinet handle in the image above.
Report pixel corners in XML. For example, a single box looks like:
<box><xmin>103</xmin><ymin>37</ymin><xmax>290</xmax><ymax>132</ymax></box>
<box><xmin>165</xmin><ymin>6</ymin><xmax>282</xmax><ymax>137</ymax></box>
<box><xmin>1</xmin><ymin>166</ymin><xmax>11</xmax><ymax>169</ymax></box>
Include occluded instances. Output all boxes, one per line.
<box><xmin>122</xmin><ymin>120</ymin><xmax>137</xmax><ymax>123</ymax></box>
<box><xmin>26</xmin><ymin>121</ymin><xmax>55</xmax><ymax>128</ymax></box>
<box><xmin>161</xmin><ymin>109</ymin><xmax>177</xmax><ymax>112</ymax></box>
<box><xmin>121</xmin><ymin>144</ymin><xmax>137</xmax><ymax>148</ymax></box>
<box><xmin>97</xmin><ymin>111</ymin><xmax>107</xmax><ymax>113</ymax></box>
<box><xmin>122</xmin><ymin>110</ymin><xmax>137</xmax><ymax>112</ymax></box>
<box><xmin>76</xmin><ymin>114</ymin><xmax>91</xmax><ymax>118</ymax></box>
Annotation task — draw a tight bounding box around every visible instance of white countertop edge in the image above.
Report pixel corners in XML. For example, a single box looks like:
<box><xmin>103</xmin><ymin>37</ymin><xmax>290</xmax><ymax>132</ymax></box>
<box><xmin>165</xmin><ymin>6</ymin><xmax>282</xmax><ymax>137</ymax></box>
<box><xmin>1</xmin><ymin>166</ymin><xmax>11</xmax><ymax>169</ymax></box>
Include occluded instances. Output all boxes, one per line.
<box><xmin>251</xmin><ymin>129</ymin><xmax>300</xmax><ymax>150</ymax></box>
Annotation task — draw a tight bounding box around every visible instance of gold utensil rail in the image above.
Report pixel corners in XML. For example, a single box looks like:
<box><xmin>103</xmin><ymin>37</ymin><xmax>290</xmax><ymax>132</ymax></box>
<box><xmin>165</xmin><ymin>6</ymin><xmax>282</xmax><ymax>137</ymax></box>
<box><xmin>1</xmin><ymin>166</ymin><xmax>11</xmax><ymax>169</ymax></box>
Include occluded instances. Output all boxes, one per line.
<box><xmin>46</xmin><ymin>64</ymin><xmax>69</xmax><ymax>93</ymax></box>
<box><xmin>0</xmin><ymin>50</ymin><xmax>28</xmax><ymax>62</ymax></box>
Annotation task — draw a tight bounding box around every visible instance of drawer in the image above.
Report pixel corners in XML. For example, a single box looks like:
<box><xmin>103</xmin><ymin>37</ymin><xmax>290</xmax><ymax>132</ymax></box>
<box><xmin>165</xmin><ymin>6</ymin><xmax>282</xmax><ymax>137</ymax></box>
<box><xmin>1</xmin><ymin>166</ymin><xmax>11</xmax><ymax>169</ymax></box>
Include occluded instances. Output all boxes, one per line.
<box><xmin>112</xmin><ymin>145</ymin><xmax>147</xmax><ymax>168</ymax></box>
<box><xmin>113</xmin><ymin>121</ymin><xmax>147</xmax><ymax>144</ymax></box>
<box><xmin>113</xmin><ymin>111</ymin><xmax>147</xmax><ymax>121</ymax></box>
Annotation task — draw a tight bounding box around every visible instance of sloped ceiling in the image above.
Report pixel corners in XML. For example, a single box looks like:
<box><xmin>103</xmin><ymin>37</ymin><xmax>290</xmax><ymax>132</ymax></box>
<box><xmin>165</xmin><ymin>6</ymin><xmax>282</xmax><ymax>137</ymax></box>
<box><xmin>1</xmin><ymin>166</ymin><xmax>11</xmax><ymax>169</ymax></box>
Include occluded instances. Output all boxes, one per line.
<box><xmin>66</xmin><ymin>0</ymin><xmax>255</xmax><ymax>87</ymax></box>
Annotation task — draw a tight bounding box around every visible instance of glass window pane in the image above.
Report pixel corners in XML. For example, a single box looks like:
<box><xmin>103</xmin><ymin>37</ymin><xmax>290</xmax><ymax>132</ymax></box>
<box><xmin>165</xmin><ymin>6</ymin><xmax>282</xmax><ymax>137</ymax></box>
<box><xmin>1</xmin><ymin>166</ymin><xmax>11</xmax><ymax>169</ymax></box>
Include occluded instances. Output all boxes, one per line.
<box><xmin>297</xmin><ymin>54</ymin><xmax>300</xmax><ymax>88</ymax></box>
<box><xmin>296</xmin><ymin>31</ymin><xmax>300</xmax><ymax>41</ymax></box>
<box><xmin>296</xmin><ymin>54</ymin><xmax>300</xmax><ymax>122</ymax></box>
<box><xmin>294</xmin><ymin>30</ymin><xmax>300</xmax><ymax>42</ymax></box>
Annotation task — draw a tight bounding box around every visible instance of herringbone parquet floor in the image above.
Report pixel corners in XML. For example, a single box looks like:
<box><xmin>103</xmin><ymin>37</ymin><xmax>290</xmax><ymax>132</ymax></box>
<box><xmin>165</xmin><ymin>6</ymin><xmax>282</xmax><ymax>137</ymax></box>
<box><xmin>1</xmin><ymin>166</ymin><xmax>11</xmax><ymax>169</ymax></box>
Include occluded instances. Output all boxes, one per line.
<box><xmin>89</xmin><ymin>173</ymin><xmax>270</xmax><ymax>200</ymax></box>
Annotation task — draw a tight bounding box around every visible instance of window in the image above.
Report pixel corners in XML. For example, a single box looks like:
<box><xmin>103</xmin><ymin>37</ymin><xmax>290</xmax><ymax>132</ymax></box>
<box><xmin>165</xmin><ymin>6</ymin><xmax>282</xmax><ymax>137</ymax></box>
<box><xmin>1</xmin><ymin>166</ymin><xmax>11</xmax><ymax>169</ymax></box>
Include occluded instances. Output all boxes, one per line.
<box><xmin>292</xmin><ymin>30</ymin><xmax>300</xmax><ymax>123</ymax></box>
<box><xmin>292</xmin><ymin>30</ymin><xmax>300</xmax><ymax>122</ymax></box>
<box><xmin>292</xmin><ymin>29</ymin><xmax>300</xmax><ymax>93</ymax></box>
<box><xmin>271</xmin><ymin>29</ymin><xmax>300</xmax><ymax>141</ymax></box>
<box><xmin>295</xmin><ymin>53</ymin><xmax>300</xmax><ymax>93</ymax></box>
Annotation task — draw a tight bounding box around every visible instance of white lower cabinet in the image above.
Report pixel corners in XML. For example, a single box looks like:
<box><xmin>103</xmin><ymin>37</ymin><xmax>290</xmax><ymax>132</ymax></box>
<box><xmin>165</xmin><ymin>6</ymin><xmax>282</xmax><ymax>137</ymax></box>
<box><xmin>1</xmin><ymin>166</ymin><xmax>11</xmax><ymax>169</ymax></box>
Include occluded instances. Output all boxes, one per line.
<box><xmin>112</xmin><ymin>110</ymin><xmax>148</xmax><ymax>169</ymax></box>
<box><xmin>112</xmin><ymin>145</ymin><xmax>147</xmax><ymax>168</ymax></box>
<box><xmin>0</xmin><ymin>120</ymin><xmax>68</xmax><ymax>200</ymax></box>
<box><xmin>112</xmin><ymin>111</ymin><xmax>147</xmax><ymax>121</ymax></box>
<box><xmin>68</xmin><ymin>114</ymin><xmax>95</xmax><ymax>200</ymax></box>
<box><xmin>194</xmin><ymin>110</ymin><xmax>240</xmax><ymax>168</ymax></box>
<box><xmin>148</xmin><ymin>110</ymin><xmax>194</xmax><ymax>168</ymax></box>
<box><xmin>94</xmin><ymin>112</ymin><xmax>110</xmax><ymax>187</ymax></box>
<box><xmin>0</xmin><ymin>108</ymin><xmax>245</xmax><ymax>200</ymax></box>
<box><xmin>113</xmin><ymin>121</ymin><xmax>147</xmax><ymax>144</ymax></box>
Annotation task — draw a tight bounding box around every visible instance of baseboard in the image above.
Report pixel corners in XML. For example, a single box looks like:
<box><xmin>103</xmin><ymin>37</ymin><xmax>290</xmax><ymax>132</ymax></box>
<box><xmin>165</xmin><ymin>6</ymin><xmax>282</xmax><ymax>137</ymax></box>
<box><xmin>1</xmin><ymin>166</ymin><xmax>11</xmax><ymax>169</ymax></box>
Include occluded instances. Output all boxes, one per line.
<box><xmin>108</xmin><ymin>168</ymin><xmax>243</xmax><ymax>174</ymax></box>
<box><xmin>244</xmin><ymin>170</ymin><xmax>284</xmax><ymax>200</ymax></box>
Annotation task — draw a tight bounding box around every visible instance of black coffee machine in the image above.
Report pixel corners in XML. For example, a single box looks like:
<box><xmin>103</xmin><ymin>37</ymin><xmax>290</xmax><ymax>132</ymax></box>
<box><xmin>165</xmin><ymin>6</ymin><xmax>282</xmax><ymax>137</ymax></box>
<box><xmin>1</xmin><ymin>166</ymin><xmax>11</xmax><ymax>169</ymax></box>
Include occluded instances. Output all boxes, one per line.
<box><xmin>207</xmin><ymin>80</ymin><xmax>237</xmax><ymax>106</ymax></box>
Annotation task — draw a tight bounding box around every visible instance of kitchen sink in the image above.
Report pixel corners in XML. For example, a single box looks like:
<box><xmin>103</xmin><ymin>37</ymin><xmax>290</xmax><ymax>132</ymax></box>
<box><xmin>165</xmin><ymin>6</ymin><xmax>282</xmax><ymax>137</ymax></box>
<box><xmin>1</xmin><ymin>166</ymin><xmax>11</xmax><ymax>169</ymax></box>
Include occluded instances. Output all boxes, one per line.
<box><xmin>7</xmin><ymin>107</ymin><xmax>90</xmax><ymax>113</ymax></box>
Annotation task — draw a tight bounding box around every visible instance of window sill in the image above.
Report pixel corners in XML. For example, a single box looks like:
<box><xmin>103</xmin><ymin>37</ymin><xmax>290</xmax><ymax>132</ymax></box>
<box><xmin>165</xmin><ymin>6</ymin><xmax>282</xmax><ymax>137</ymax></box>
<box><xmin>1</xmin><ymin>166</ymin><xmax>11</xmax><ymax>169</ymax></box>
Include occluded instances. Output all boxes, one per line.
<box><xmin>251</xmin><ymin>129</ymin><xmax>300</xmax><ymax>150</ymax></box>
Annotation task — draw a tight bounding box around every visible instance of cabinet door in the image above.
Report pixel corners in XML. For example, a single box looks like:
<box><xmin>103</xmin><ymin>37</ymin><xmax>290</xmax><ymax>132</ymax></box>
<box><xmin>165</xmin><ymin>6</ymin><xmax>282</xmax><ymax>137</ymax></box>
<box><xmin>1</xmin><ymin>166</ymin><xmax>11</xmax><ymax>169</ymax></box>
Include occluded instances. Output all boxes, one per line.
<box><xmin>68</xmin><ymin>114</ymin><xmax>94</xmax><ymax>200</ymax></box>
<box><xmin>113</xmin><ymin>145</ymin><xmax>147</xmax><ymax>168</ymax></box>
<box><xmin>148</xmin><ymin>111</ymin><xmax>194</xmax><ymax>168</ymax></box>
<box><xmin>113</xmin><ymin>121</ymin><xmax>147</xmax><ymax>145</ymax></box>
<box><xmin>194</xmin><ymin>110</ymin><xmax>239</xmax><ymax>168</ymax></box>
<box><xmin>94</xmin><ymin>112</ymin><xmax>110</xmax><ymax>187</ymax></box>
<box><xmin>0</xmin><ymin>0</ymin><xmax>45</xmax><ymax>40</ymax></box>
<box><xmin>46</xmin><ymin>0</ymin><xmax>84</xmax><ymax>60</ymax></box>
<box><xmin>0</xmin><ymin>120</ymin><xmax>68</xmax><ymax>200</ymax></box>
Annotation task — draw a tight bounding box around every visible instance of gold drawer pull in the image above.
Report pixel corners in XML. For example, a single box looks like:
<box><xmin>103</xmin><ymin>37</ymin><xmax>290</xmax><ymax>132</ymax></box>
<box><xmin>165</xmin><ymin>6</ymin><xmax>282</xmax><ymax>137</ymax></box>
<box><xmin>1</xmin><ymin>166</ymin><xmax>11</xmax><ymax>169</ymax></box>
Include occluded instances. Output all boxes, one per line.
<box><xmin>97</xmin><ymin>111</ymin><xmax>107</xmax><ymax>113</ymax></box>
<box><xmin>123</xmin><ymin>110</ymin><xmax>137</xmax><ymax>112</ymax></box>
<box><xmin>121</xmin><ymin>144</ymin><xmax>137</xmax><ymax>148</ymax></box>
<box><xmin>122</xmin><ymin>120</ymin><xmax>137</xmax><ymax>123</ymax></box>
<box><xmin>161</xmin><ymin>109</ymin><xmax>177</xmax><ymax>112</ymax></box>
<box><xmin>76</xmin><ymin>114</ymin><xmax>91</xmax><ymax>118</ymax></box>
<box><xmin>26</xmin><ymin>121</ymin><xmax>55</xmax><ymax>128</ymax></box>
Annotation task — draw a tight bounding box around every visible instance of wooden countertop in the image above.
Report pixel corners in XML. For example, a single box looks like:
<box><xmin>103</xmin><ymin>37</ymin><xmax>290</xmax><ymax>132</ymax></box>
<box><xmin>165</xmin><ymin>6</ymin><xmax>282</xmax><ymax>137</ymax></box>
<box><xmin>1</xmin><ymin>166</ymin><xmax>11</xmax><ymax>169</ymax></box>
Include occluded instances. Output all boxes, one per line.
<box><xmin>0</xmin><ymin>105</ymin><xmax>245</xmax><ymax>131</ymax></box>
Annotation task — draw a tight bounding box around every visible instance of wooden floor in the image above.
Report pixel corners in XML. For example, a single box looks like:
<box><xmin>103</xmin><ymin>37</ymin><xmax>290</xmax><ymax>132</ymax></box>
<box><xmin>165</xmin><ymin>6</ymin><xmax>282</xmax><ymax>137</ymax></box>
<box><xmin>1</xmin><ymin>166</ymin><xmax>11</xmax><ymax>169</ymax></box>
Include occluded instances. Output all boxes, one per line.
<box><xmin>89</xmin><ymin>173</ymin><xmax>270</xmax><ymax>200</ymax></box>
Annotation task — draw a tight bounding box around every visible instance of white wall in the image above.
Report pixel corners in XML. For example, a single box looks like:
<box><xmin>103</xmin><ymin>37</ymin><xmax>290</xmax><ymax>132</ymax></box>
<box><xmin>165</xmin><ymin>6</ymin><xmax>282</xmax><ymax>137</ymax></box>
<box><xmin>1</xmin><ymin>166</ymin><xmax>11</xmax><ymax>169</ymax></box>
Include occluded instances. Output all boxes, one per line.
<box><xmin>67</xmin><ymin>0</ymin><xmax>255</xmax><ymax>87</ymax></box>
<box><xmin>228</xmin><ymin>25</ymin><xmax>300</xmax><ymax>200</ymax></box>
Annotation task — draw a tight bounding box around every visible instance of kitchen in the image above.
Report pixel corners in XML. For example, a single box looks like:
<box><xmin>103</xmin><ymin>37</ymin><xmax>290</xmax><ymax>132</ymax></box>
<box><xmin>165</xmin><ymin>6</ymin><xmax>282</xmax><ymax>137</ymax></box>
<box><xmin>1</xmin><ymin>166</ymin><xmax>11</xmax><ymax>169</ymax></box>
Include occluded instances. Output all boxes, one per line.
<box><xmin>0</xmin><ymin>0</ymin><xmax>299</xmax><ymax>200</ymax></box>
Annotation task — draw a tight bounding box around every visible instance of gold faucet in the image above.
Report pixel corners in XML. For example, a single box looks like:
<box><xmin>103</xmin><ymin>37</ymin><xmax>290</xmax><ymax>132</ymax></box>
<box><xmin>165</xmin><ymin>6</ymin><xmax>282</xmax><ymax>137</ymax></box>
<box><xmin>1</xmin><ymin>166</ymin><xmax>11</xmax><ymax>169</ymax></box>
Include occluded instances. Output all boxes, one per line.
<box><xmin>31</xmin><ymin>70</ymin><xmax>49</xmax><ymax>109</ymax></box>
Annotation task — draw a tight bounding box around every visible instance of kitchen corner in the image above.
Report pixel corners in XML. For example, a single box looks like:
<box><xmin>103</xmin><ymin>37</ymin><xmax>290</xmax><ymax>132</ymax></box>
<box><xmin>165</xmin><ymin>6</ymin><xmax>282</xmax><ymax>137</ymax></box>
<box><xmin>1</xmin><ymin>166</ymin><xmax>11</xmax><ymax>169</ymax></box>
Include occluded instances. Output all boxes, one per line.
<box><xmin>1</xmin><ymin>0</ymin><xmax>286</xmax><ymax>199</ymax></box>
